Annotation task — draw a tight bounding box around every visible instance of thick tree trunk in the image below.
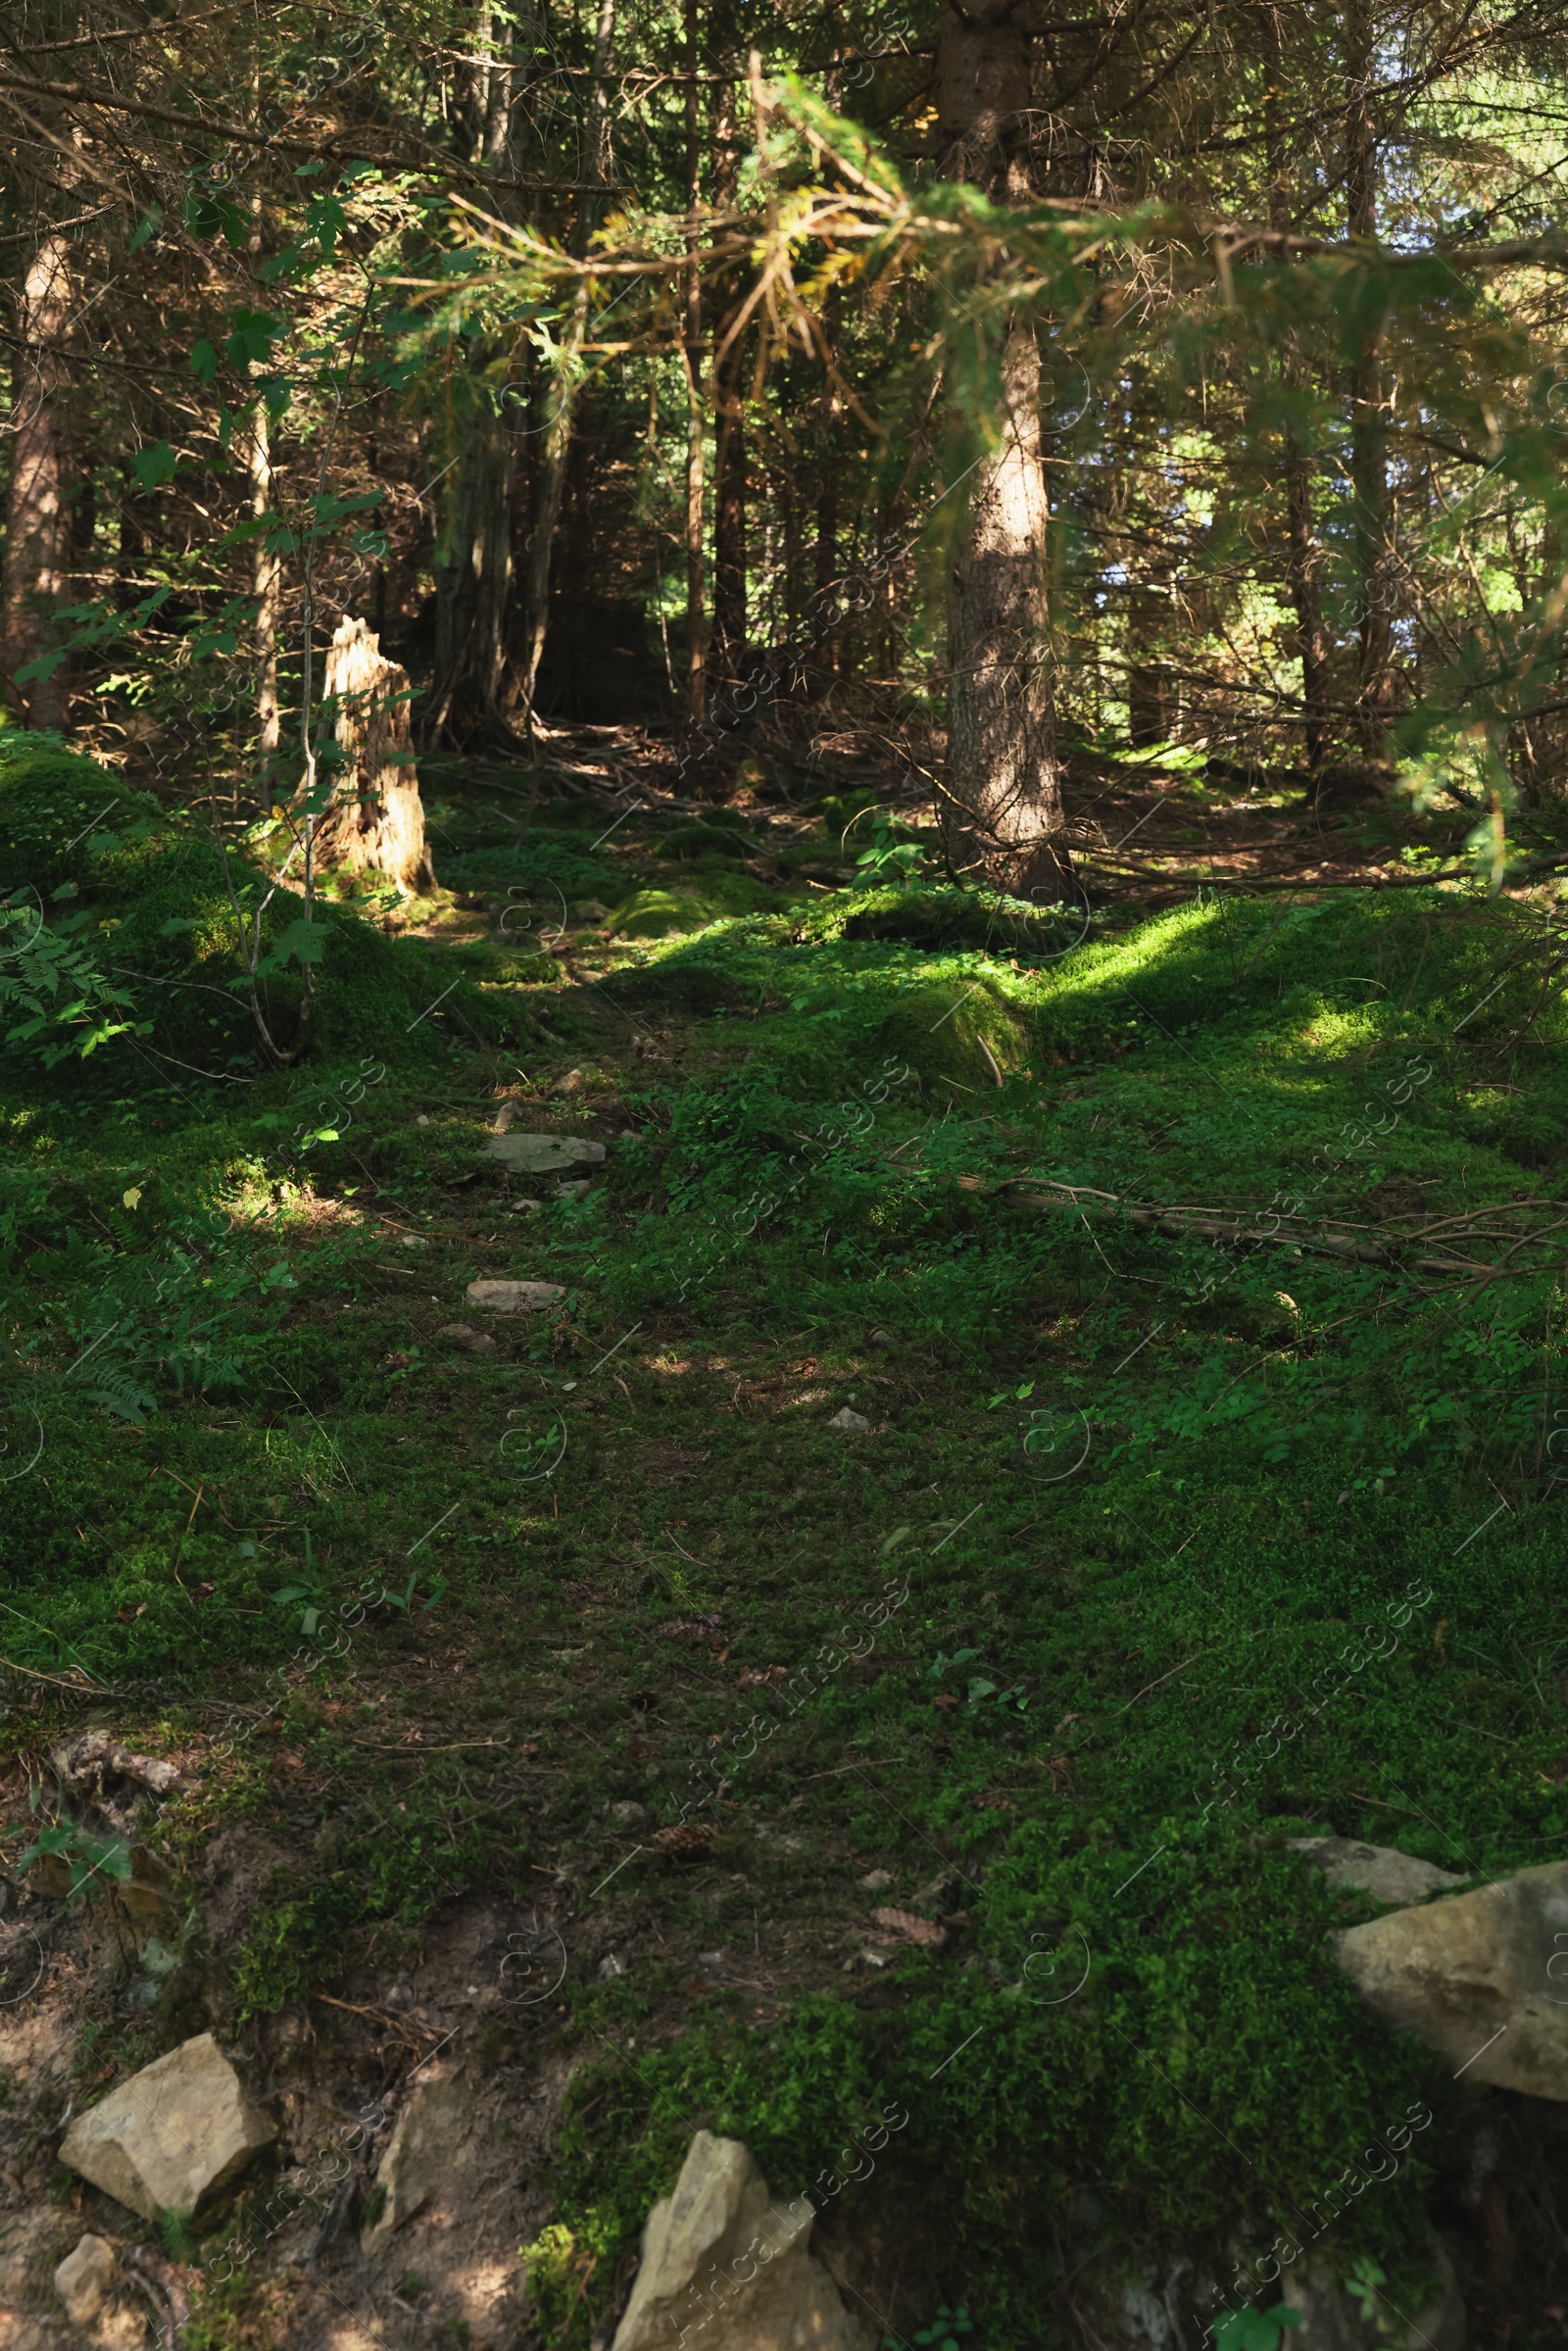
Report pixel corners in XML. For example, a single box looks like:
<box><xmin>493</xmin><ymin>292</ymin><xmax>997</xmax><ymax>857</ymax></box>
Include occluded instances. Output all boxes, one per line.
<box><xmin>315</xmin><ymin>617</ymin><xmax>434</xmax><ymax>893</ymax></box>
<box><xmin>935</xmin><ymin>0</ymin><xmax>1068</xmax><ymax>900</ymax></box>
<box><xmin>1</xmin><ymin>235</ymin><xmax>72</xmax><ymax>731</ymax></box>
<box><xmin>517</xmin><ymin>0</ymin><xmax>617</xmax><ymax>724</ymax></box>
<box><xmin>429</xmin><ymin>385</ymin><xmax>515</xmax><ymax>742</ymax></box>
<box><xmin>1345</xmin><ymin>0</ymin><xmax>1392</xmax><ymax>760</ymax></box>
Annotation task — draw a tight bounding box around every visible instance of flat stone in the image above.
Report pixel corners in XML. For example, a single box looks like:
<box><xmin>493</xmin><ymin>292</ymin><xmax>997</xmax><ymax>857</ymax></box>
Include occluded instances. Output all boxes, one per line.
<box><xmin>59</xmin><ymin>2031</ymin><xmax>274</xmax><ymax>2220</ymax></box>
<box><xmin>363</xmin><ymin>2065</ymin><xmax>468</xmax><ymax>2247</ymax></box>
<box><xmin>484</xmin><ymin>1132</ymin><xmax>606</xmax><ymax>1175</ymax></box>
<box><xmin>55</xmin><ymin>2233</ymin><xmax>116</xmax><ymax>2324</ymax></box>
<box><xmin>1291</xmin><ymin>1837</ymin><xmax>1470</xmax><ymax>1908</ymax></box>
<box><xmin>1336</xmin><ymin>1857</ymin><xmax>1568</xmax><ymax>2098</ymax></box>
<box><xmin>828</xmin><ymin>1407</ymin><xmax>870</xmax><ymax>1432</ymax></box>
<box><xmin>611</xmin><ymin>2130</ymin><xmax>869</xmax><ymax>2351</ymax></box>
<box><xmin>465</xmin><ymin>1279</ymin><xmax>565</xmax><ymax>1314</ymax></box>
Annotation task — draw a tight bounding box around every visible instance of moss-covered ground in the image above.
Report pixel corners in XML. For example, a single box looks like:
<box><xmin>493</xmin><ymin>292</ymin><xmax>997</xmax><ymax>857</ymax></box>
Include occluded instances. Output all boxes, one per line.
<box><xmin>3</xmin><ymin>734</ymin><xmax>1567</xmax><ymax>2347</ymax></box>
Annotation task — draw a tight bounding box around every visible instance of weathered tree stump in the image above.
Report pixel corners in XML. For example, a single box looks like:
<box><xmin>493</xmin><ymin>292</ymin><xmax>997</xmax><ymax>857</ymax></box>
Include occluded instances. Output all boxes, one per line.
<box><xmin>312</xmin><ymin>616</ymin><xmax>434</xmax><ymax>894</ymax></box>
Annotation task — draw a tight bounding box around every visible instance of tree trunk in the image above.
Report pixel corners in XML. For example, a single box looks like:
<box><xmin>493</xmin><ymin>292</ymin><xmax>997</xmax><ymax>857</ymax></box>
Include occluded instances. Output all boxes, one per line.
<box><xmin>1345</xmin><ymin>0</ymin><xmax>1392</xmax><ymax>760</ymax></box>
<box><xmin>712</xmin><ymin>321</ymin><xmax>747</xmax><ymax>683</ymax></box>
<box><xmin>681</xmin><ymin>0</ymin><xmax>707</xmax><ymax>724</ymax></box>
<box><xmin>935</xmin><ymin>0</ymin><xmax>1068</xmax><ymax>899</ymax></box>
<box><xmin>429</xmin><ymin>384</ymin><xmax>515</xmax><ymax>743</ymax></box>
<box><xmin>710</xmin><ymin>67</ymin><xmax>745</xmax><ymax>689</ymax></box>
<box><xmin>245</xmin><ymin>400</ymin><xmax>282</xmax><ymax>790</ymax></box>
<box><xmin>1262</xmin><ymin>4</ymin><xmax>1328</xmax><ymax>770</ymax></box>
<box><xmin>1128</xmin><ymin>583</ymin><xmax>1174</xmax><ymax>748</ymax></box>
<box><xmin>517</xmin><ymin>0</ymin><xmax>617</xmax><ymax>724</ymax></box>
<box><xmin>315</xmin><ymin>617</ymin><xmax>434</xmax><ymax>893</ymax></box>
<box><xmin>1</xmin><ymin>235</ymin><xmax>72</xmax><ymax>731</ymax></box>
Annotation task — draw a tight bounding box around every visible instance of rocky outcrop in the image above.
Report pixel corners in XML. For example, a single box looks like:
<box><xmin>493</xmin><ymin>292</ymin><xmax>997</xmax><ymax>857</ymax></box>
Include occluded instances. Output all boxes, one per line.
<box><xmin>1291</xmin><ymin>1837</ymin><xmax>1469</xmax><ymax>1908</ymax></box>
<box><xmin>363</xmin><ymin>2065</ymin><xmax>469</xmax><ymax>2248</ymax></box>
<box><xmin>59</xmin><ymin>2031</ymin><xmax>275</xmax><ymax>2220</ymax></box>
<box><xmin>1336</xmin><ymin>1857</ymin><xmax>1568</xmax><ymax>2098</ymax></box>
<box><xmin>611</xmin><ymin>2131</ymin><xmax>872</xmax><ymax>2351</ymax></box>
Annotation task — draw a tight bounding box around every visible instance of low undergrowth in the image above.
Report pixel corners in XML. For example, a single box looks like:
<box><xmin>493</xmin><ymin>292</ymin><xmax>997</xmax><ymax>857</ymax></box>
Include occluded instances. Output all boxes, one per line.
<box><xmin>3</xmin><ymin>744</ymin><xmax>1566</xmax><ymax>2345</ymax></box>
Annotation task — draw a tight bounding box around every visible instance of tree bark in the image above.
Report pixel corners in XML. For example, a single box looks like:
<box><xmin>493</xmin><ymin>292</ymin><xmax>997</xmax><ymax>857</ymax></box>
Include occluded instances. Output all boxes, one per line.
<box><xmin>1</xmin><ymin>234</ymin><xmax>72</xmax><ymax>731</ymax></box>
<box><xmin>245</xmin><ymin>400</ymin><xmax>282</xmax><ymax>789</ymax></box>
<box><xmin>710</xmin><ymin>66</ymin><xmax>746</xmax><ymax>688</ymax></box>
<box><xmin>429</xmin><ymin>382</ymin><xmax>515</xmax><ymax>743</ymax></box>
<box><xmin>680</xmin><ymin>0</ymin><xmax>708</xmax><ymax>724</ymax></box>
<box><xmin>935</xmin><ymin>0</ymin><xmax>1069</xmax><ymax>900</ymax></box>
<box><xmin>516</xmin><ymin>0</ymin><xmax>617</xmax><ymax>726</ymax></box>
<box><xmin>712</xmin><ymin>323</ymin><xmax>747</xmax><ymax>682</ymax></box>
<box><xmin>1262</xmin><ymin>3</ymin><xmax>1328</xmax><ymax>769</ymax></box>
<box><xmin>315</xmin><ymin>616</ymin><xmax>434</xmax><ymax>893</ymax></box>
<box><xmin>1345</xmin><ymin>0</ymin><xmax>1393</xmax><ymax>760</ymax></box>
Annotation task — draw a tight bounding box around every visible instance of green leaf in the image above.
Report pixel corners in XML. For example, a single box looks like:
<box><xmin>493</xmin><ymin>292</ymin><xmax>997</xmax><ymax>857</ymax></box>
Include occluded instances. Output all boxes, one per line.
<box><xmin>224</xmin><ymin>307</ymin><xmax>287</xmax><ymax>369</ymax></box>
<box><xmin>255</xmin><ymin>916</ymin><xmax>331</xmax><ymax>979</ymax></box>
<box><xmin>186</xmin><ymin>189</ymin><xmax>247</xmax><ymax>247</ymax></box>
<box><xmin>131</xmin><ymin>440</ymin><xmax>180</xmax><ymax>492</ymax></box>
<box><xmin>190</xmin><ymin>339</ymin><xmax>220</xmax><ymax>385</ymax></box>
<box><xmin>128</xmin><ymin>209</ymin><xmax>163</xmax><ymax>252</ymax></box>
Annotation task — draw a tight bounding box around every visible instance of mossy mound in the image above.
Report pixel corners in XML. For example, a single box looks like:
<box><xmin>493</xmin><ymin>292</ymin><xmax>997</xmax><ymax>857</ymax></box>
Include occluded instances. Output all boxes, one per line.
<box><xmin>610</xmin><ymin>872</ymin><xmax>778</xmax><ymax>937</ymax></box>
<box><xmin>0</xmin><ymin>736</ymin><xmax>520</xmax><ymax>1077</ymax></box>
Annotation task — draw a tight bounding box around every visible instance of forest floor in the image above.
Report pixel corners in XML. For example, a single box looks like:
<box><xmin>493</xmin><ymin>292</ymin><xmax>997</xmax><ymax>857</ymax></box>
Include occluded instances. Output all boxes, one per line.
<box><xmin>2</xmin><ymin>735</ymin><xmax>1567</xmax><ymax>2351</ymax></box>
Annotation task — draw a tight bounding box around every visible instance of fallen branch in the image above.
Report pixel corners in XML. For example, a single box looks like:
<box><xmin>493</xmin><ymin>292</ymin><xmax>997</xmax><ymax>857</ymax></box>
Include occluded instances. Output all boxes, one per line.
<box><xmin>985</xmin><ymin>1175</ymin><xmax>1568</xmax><ymax>1280</ymax></box>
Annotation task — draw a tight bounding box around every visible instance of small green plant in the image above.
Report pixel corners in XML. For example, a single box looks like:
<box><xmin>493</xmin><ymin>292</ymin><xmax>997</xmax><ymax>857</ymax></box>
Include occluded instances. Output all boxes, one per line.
<box><xmin>15</xmin><ymin>1819</ymin><xmax>132</xmax><ymax>1899</ymax></box>
<box><xmin>926</xmin><ymin>1650</ymin><xmax>1030</xmax><ymax>1718</ymax></box>
<box><xmin>1346</xmin><ymin>2257</ymin><xmax>1390</xmax><ymax>2328</ymax></box>
<box><xmin>376</xmin><ymin>1566</ymin><xmax>448</xmax><ymax>1616</ymax></box>
<box><xmin>853</xmin><ymin>812</ymin><xmax>927</xmax><ymax>883</ymax></box>
<box><xmin>889</xmin><ymin>2307</ymin><xmax>974</xmax><ymax>2351</ymax></box>
<box><xmin>1214</xmin><ymin>2306</ymin><xmax>1302</xmax><ymax>2351</ymax></box>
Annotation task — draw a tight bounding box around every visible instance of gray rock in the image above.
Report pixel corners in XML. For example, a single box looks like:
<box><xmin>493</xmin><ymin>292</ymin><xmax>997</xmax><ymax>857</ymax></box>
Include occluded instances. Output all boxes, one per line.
<box><xmin>550</xmin><ymin>1178</ymin><xmax>593</xmax><ymax>1201</ymax></box>
<box><xmin>363</xmin><ymin>2065</ymin><xmax>468</xmax><ymax>2247</ymax></box>
<box><xmin>827</xmin><ymin>1407</ymin><xmax>870</xmax><ymax>1432</ymax></box>
<box><xmin>1336</xmin><ymin>1856</ymin><xmax>1568</xmax><ymax>2097</ymax></box>
<box><xmin>611</xmin><ymin>2130</ymin><xmax>870</xmax><ymax>2351</ymax></box>
<box><xmin>609</xmin><ymin>1801</ymin><xmax>648</xmax><ymax>1827</ymax></box>
<box><xmin>435</xmin><ymin>1322</ymin><xmax>499</xmax><ymax>1354</ymax></box>
<box><xmin>858</xmin><ymin>1870</ymin><xmax>894</xmax><ymax>1892</ymax></box>
<box><xmin>465</xmin><ymin>1279</ymin><xmax>565</xmax><ymax>1314</ymax></box>
<box><xmin>1291</xmin><ymin>1837</ymin><xmax>1470</xmax><ymax>1908</ymax></box>
<box><xmin>484</xmin><ymin>1132</ymin><xmax>606</xmax><ymax>1175</ymax></box>
<box><xmin>55</xmin><ymin>2233</ymin><xmax>116</xmax><ymax>2324</ymax></box>
<box><xmin>59</xmin><ymin>2032</ymin><xmax>275</xmax><ymax>2221</ymax></box>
